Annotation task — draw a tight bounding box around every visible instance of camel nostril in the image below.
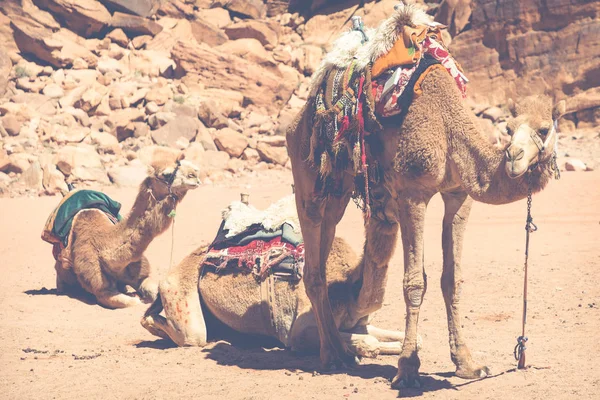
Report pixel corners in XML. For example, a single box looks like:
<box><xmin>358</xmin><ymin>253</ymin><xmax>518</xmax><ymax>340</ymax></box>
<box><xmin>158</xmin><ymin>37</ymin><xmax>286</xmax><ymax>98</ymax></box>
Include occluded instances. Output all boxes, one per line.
<box><xmin>506</xmin><ymin>147</ymin><xmax>524</xmax><ymax>162</ymax></box>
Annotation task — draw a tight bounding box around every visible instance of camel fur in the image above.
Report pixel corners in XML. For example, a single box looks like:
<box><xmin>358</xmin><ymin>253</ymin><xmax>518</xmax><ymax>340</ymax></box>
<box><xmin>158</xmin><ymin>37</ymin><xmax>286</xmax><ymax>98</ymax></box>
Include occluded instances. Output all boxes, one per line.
<box><xmin>141</xmin><ymin>200</ymin><xmax>420</xmax><ymax>358</ymax></box>
<box><xmin>286</xmin><ymin>4</ymin><xmax>566</xmax><ymax>390</ymax></box>
<box><xmin>54</xmin><ymin>156</ymin><xmax>201</xmax><ymax>309</ymax></box>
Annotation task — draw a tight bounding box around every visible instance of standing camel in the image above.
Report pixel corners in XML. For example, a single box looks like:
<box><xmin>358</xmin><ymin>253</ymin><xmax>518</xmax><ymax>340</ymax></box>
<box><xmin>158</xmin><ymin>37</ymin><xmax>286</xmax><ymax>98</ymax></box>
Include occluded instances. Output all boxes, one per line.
<box><xmin>286</xmin><ymin>6</ymin><xmax>565</xmax><ymax>388</ymax></box>
<box><xmin>47</xmin><ymin>155</ymin><xmax>201</xmax><ymax>308</ymax></box>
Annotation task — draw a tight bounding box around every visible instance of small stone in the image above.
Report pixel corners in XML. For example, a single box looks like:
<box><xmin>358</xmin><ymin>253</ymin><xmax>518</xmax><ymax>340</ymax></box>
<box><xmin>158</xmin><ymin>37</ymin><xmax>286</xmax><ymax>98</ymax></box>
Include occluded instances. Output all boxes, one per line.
<box><xmin>564</xmin><ymin>158</ymin><xmax>587</xmax><ymax>172</ymax></box>
<box><xmin>72</xmin><ymin>58</ymin><xmax>89</xmax><ymax>70</ymax></box>
<box><xmin>2</xmin><ymin>115</ymin><xmax>22</xmax><ymax>136</ymax></box>
<box><xmin>214</xmin><ymin>128</ymin><xmax>248</xmax><ymax>158</ymax></box>
<box><xmin>107</xmin><ymin>28</ymin><xmax>129</xmax><ymax>48</ymax></box>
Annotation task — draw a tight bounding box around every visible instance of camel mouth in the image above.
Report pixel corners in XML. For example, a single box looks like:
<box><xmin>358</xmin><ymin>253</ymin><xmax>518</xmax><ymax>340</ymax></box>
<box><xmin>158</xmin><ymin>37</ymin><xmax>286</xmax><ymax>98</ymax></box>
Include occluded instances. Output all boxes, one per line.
<box><xmin>505</xmin><ymin>161</ymin><xmax>528</xmax><ymax>179</ymax></box>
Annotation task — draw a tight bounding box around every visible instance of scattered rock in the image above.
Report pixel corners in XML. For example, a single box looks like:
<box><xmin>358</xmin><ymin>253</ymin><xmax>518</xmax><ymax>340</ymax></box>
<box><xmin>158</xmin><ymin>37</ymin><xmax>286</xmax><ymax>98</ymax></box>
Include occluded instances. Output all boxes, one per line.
<box><xmin>110</xmin><ymin>12</ymin><xmax>164</xmax><ymax>37</ymax></box>
<box><xmin>107</xmin><ymin>28</ymin><xmax>129</xmax><ymax>47</ymax></box>
<box><xmin>190</xmin><ymin>17</ymin><xmax>228</xmax><ymax>47</ymax></box>
<box><xmin>108</xmin><ymin>162</ymin><xmax>148</xmax><ymax>187</ymax></box>
<box><xmin>100</xmin><ymin>0</ymin><xmax>161</xmax><ymax>18</ymax></box>
<box><xmin>564</xmin><ymin>158</ymin><xmax>587</xmax><ymax>172</ymax></box>
<box><xmin>19</xmin><ymin>160</ymin><xmax>43</xmax><ymax>190</ymax></box>
<box><xmin>151</xmin><ymin>116</ymin><xmax>199</xmax><ymax>147</ymax></box>
<box><xmin>213</xmin><ymin>128</ymin><xmax>248</xmax><ymax>158</ymax></box>
<box><xmin>224</xmin><ymin>20</ymin><xmax>278</xmax><ymax>48</ymax></box>
<box><xmin>35</xmin><ymin>0</ymin><xmax>111</xmax><ymax>37</ymax></box>
<box><xmin>91</xmin><ymin>131</ymin><xmax>121</xmax><ymax>154</ymax></box>
<box><xmin>54</xmin><ymin>145</ymin><xmax>108</xmax><ymax>183</ymax></box>
<box><xmin>138</xmin><ymin>145</ymin><xmax>180</xmax><ymax>166</ymax></box>
<box><xmin>213</xmin><ymin>0</ymin><xmax>266</xmax><ymax>20</ymax></box>
<box><xmin>172</xmin><ymin>41</ymin><xmax>294</xmax><ymax>114</ymax></box>
<box><xmin>256</xmin><ymin>141</ymin><xmax>288</xmax><ymax>165</ymax></box>
<box><xmin>42</xmin><ymin>83</ymin><xmax>64</xmax><ymax>98</ymax></box>
<box><xmin>481</xmin><ymin>106</ymin><xmax>505</xmax><ymax>122</ymax></box>
<box><xmin>2</xmin><ymin>115</ymin><xmax>22</xmax><ymax>136</ymax></box>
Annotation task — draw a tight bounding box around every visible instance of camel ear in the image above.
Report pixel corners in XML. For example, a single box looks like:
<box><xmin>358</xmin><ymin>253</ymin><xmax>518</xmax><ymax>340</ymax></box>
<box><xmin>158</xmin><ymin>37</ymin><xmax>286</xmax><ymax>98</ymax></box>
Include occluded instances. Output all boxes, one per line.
<box><xmin>176</xmin><ymin>152</ymin><xmax>185</xmax><ymax>162</ymax></box>
<box><xmin>552</xmin><ymin>100</ymin><xmax>566</xmax><ymax>121</ymax></box>
<box><xmin>507</xmin><ymin>98</ymin><xmax>517</xmax><ymax>117</ymax></box>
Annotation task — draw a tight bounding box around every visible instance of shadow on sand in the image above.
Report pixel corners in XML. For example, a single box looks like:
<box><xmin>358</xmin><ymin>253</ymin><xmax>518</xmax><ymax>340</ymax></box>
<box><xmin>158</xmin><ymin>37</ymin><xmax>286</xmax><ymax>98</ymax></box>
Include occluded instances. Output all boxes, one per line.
<box><xmin>24</xmin><ymin>287</ymin><xmax>97</xmax><ymax>305</ymax></box>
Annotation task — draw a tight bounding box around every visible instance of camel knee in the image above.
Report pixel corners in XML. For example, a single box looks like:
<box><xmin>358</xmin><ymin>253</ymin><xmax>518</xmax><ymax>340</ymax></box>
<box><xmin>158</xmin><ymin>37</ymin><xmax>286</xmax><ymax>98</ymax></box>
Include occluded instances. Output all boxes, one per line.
<box><xmin>404</xmin><ymin>279</ymin><xmax>427</xmax><ymax>308</ymax></box>
<box><xmin>138</xmin><ymin>277</ymin><xmax>159</xmax><ymax>303</ymax></box>
<box><xmin>303</xmin><ymin>272</ymin><xmax>327</xmax><ymax>302</ymax></box>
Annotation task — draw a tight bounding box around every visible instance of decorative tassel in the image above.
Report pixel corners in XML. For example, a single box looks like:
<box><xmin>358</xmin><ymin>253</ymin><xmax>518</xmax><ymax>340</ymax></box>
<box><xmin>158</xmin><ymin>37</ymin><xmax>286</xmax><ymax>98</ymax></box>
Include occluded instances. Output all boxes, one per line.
<box><xmin>320</xmin><ymin>152</ymin><xmax>333</xmax><ymax>176</ymax></box>
<box><xmin>353</xmin><ymin>141</ymin><xmax>362</xmax><ymax>174</ymax></box>
<box><xmin>334</xmin><ymin>115</ymin><xmax>350</xmax><ymax>143</ymax></box>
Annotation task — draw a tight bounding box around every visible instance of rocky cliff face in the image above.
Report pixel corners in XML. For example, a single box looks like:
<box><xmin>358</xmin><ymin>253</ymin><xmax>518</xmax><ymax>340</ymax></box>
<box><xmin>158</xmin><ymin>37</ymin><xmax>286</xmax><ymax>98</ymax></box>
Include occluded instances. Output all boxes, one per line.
<box><xmin>0</xmin><ymin>0</ymin><xmax>597</xmax><ymax>197</ymax></box>
<box><xmin>450</xmin><ymin>0</ymin><xmax>600</xmax><ymax>132</ymax></box>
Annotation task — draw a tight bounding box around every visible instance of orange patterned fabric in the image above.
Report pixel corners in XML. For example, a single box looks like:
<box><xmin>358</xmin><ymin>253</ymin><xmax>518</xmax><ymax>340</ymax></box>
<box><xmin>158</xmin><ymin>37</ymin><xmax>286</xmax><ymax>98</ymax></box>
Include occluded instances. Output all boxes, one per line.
<box><xmin>372</xmin><ymin>25</ymin><xmax>429</xmax><ymax>78</ymax></box>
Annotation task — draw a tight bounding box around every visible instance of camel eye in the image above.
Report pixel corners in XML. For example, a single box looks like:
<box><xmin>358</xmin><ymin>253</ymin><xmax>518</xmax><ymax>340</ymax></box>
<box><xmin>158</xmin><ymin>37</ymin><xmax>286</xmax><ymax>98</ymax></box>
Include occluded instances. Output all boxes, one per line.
<box><xmin>506</xmin><ymin>126</ymin><xmax>514</xmax><ymax>136</ymax></box>
<box><xmin>539</xmin><ymin>127</ymin><xmax>549</xmax><ymax>136</ymax></box>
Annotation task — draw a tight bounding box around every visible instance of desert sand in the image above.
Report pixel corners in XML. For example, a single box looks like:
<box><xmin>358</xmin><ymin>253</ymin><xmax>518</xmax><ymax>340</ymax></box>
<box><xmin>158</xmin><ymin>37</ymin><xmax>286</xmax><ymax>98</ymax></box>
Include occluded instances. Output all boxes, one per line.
<box><xmin>1</xmin><ymin>169</ymin><xmax>599</xmax><ymax>399</ymax></box>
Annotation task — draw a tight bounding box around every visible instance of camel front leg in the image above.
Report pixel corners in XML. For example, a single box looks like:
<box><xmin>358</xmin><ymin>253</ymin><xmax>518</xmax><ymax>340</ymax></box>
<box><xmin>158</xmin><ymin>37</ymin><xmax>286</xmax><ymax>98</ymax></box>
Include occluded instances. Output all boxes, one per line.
<box><xmin>392</xmin><ymin>196</ymin><xmax>429</xmax><ymax>389</ymax></box>
<box><xmin>441</xmin><ymin>191</ymin><xmax>490</xmax><ymax>379</ymax></box>
<box><xmin>296</xmin><ymin>189</ymin><xmax>356</xmax><ymax>368</ymax></box>
<box><xmin>345</xmin><ymin>215</ymin><xmax>399</xmax><ymax>329</ymax></box>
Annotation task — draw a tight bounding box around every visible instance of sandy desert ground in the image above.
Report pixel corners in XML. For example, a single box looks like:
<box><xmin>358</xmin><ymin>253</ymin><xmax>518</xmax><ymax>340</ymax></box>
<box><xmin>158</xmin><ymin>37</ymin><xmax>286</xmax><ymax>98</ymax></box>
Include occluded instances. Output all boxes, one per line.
<box><xmin>1</xmin><ymin>169</ymin><xmax>599</xmax><ymax>400</ymax></box>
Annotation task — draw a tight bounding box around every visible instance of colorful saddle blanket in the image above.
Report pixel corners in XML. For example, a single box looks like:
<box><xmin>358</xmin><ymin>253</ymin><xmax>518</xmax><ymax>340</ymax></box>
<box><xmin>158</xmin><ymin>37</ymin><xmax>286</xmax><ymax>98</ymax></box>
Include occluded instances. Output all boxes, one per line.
<box><xmin>42</xmin><ymin>189</ymin><xmax>122</xmax><ymax>260</ymax></box>
<box><xmin>203</xmin><ymin>198</ymin><xmax>305</xmax><ymax>282</ymax></box>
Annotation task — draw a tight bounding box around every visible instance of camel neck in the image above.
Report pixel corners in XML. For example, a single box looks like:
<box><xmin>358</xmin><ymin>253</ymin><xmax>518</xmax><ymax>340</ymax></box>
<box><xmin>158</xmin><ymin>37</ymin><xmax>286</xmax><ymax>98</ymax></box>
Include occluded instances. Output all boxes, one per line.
<box><xmin>447</xmin><ymin>110</ymin><xmax>551</xmax><ymax>205</ymax></box>
<box><xmin>113</xmin><ymin>182</ymin><xmax>177</xmax><ymax>261</ymax></box>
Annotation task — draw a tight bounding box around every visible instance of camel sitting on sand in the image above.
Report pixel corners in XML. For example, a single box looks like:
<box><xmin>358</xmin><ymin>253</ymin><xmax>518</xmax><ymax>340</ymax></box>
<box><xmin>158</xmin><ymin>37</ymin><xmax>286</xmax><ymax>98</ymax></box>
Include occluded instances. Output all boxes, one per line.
<box><xmin>286</xmin><ymin>5</ymin><xmax>566</xmax><ymax>388</ymax></box>
<box><xmin>47</xmin><ymin>155</ymin><xmax>201</xmax><ymax>309</ymax></box>
<box><xmin>141</xmin><ymin>195</ymin><xmax>417</xmax><ymax>358</ymax></box>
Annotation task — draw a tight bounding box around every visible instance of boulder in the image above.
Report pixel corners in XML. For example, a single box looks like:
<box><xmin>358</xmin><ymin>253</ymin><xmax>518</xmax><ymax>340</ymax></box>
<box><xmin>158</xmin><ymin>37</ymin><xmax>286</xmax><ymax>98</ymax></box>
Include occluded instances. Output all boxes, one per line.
<box><xmin>19</xmin><ymin>160</ymin><xmax>43</xmax><ymax>190</ymax></box>
<box><xmin>42</xmin><ymin>83</ymin><xmax>64</xmax><ymax>99</ymax></box>
<box><xmin>190</xmin><ymin>17</ymin><xmax>228</xmax><ymax>47</ymax></box>
<box><xmin>197</xmin><ymin>150</ymin><xmax>229</xmax><ymax>172</ymax></box>
<box><xmin>99</xmin><ymin>0</ymin><xmax>161</xmax><ymax>18</ymax></box>
<box><xmin>196</xmin><ymin>8</ymin><xmax>231</xmax><ymax>29</ymax></box>
<box><xmin>242</xmin><ymin>147</ymin><xmax>260</xmax><ymax>163</ymax></box>
<box><xmin>138</xmin><ymin>145</ymin><xmax>180</xmax><ymax>166</ymax></box>
<box><xmin>145</xmin><ymin>85</ymin><xmax>172</xmax><ymax>106</ymax></box>
<box><xmin>0</xmin><ymin>149</ymin><xmax>11</xmax><ymax>172</ymax></box>
<box><xmin>481</xmin><ymin>106</ymin><xmax>505</xmax><ymax>122</ymax></box>
<box><xmin>172</xmin><ymin>41</ymin><xmax>294</xmax><ymax>114</ymax></box>
<box><xmin>107</xmin><ymin>28</ymin><xmax>129</xmax><ymax>47</ymax></box>
<box><xmin>213</xmin><ymin>128</ymin><xmax>248</xmax><ymax>158</ymax></box>
<box><xmin>564</xmin><ymin>158</ymin><xmax>587</xmax><ymax>172</ymax></box>
<box><xmin>256</xmin><ymin>141</ymin><xmax>288</xmax><ymax>165</ymax></box>
<box><xmin>54</xmin><ymin>145</ymin><xmax>108</xmax><ymax>183</ymax></box>
<box><xmin>104</xmin><ymin>108</ymin><xmax>145</xmax><ymax>140</ymax></box>
<box><xmin>213</xmin><ymin>0</ymin><xmax>266</xmax><ymax>20</ymax></box>
<box><xmin>196</xmin><ymin>122</ymin><xmax>218</xmax><ymax>151</ymax></box>
<box><xmin>224</xmin><ymin>21</ymin><xmax>278</xmax><ymax>48</ymax></box>
<box><xmin>151</xmin><ymin>116</ymin><xmax>199</xmax><ymax>147</ymax></box>
<box><xmin>434</xmin><ymin>0</ymin><xmax>472</xmax><ymax>37</ymax></box>
<box><xmin>33</xmin><ymin>0</ymin><xmax>111</xmax><ymax>37</ymax></box>
<box><xmin>41</xmin><ymin>160</ymin><xmax>68</xmax><ymax>195</ymax></box>
<box><xmin>91</xmin><ymin>131</ymin><xmax>121</xmax><ymax>154</ymax></box>
<box><xmin>183</xmin><ymin>142</ymin><xmax>205</xmax><ymax>171</ymax></box>
<box><xmin>2</xmin><ymin>115</ymin><xmax>22</xmax><ymax>136</ymax></box>
<box><xmin>108</xmin><ymin>162</ymin><xmax>148</xmax><ymax>187</ymax></box>
<box><xmin>110</xmin><ymin>12</ymin><xmax>164</xmax><ymax>37</ymax></box>
<box><xmin>11</xmin><ymin>18</ymin><xmax>97</xmax><ymax>68</ymax></box>
<box><xmin>216</xmin><ymin>39</ymin><xmax>276</xmax><ymax>67</ymax></box>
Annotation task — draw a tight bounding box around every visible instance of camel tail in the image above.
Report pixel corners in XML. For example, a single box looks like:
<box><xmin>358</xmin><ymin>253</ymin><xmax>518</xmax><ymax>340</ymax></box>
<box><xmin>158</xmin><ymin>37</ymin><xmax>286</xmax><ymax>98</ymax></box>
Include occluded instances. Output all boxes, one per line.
<box><xmin>144</xmin><ymin>293</ymin><xmax>164</xmax><ymax>318</ymax></box>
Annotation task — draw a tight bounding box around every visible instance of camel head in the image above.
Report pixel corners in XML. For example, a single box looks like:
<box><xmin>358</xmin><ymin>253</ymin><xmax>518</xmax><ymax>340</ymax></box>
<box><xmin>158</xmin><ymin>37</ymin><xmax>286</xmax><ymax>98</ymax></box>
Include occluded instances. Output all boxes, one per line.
<box><xmin>147</xmin><ymin>154</ymin><xmax>201</xmax><ymax>200</ymax></box>
<box><xmin>504</xmin><ymin>96</ymin><xmax>566</xmax><ymax>179</ymax></box>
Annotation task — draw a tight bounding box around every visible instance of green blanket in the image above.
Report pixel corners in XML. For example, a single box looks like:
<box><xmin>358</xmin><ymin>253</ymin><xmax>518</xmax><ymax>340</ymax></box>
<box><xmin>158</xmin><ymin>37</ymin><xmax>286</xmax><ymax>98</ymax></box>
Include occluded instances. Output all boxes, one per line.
<box><xmin>51</xmin><ymin>190</ymin><xmax>123</xmax><ymax>246</ymax></box>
